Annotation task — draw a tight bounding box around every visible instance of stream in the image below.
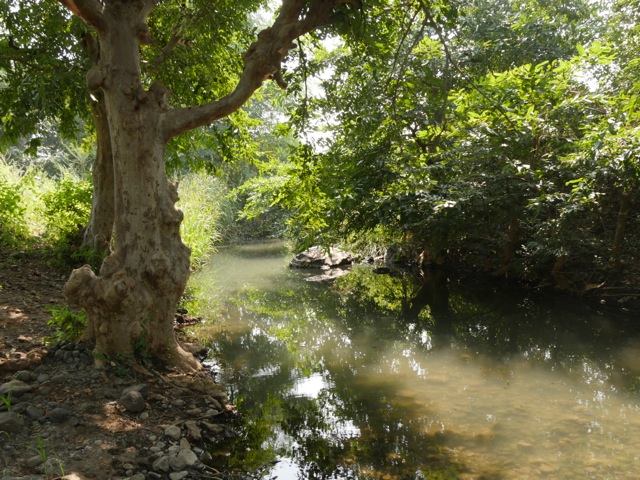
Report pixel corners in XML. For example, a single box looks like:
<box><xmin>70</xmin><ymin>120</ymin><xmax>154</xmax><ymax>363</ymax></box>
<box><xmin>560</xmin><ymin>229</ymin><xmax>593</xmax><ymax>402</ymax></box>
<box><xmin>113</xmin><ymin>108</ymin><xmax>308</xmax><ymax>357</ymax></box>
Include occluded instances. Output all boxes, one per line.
<box><xmin>189</xmin><ymin>241</ymin><xmax>640</xmax><ymax>480</ymax></box>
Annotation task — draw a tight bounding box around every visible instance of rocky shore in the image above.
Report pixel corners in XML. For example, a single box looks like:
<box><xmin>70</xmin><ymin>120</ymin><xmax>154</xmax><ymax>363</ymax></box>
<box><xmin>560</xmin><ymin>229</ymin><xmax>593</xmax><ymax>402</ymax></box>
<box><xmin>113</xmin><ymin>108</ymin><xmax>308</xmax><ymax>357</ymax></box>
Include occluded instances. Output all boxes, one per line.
<box><xmin>0</xmin><ymin>340</ymin><xmax>234</xmax><ymax>480</ymax></box>
<box><xmin>0</xmin><ymin>251</ymin><xmax>234</xmax><ymax>480</ymax></box>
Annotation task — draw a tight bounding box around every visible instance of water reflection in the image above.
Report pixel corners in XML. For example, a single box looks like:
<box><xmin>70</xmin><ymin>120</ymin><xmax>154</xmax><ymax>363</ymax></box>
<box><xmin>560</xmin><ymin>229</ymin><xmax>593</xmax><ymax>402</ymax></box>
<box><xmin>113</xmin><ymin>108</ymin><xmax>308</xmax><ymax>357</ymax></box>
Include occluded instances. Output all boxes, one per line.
<box><xmin>191</xmin><ymin>243</ymin><xmax>640</xmax><ymax>479</ymax></box>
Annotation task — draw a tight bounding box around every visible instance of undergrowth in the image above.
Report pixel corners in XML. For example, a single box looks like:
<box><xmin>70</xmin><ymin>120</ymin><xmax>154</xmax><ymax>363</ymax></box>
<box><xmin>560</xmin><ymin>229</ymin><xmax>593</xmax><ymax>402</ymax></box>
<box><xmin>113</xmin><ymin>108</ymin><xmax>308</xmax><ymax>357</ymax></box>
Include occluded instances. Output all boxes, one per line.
<box><xmin>45</xmin><ymin>304</ymin><xmax>87</xmax><ymax>344</ymax></box>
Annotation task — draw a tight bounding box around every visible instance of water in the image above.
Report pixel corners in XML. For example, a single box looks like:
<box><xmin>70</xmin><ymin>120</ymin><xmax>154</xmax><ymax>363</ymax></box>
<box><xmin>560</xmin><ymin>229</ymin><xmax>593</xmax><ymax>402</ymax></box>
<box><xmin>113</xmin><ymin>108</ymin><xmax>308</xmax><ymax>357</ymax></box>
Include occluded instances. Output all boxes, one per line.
<box><xmin>190</xmin><ymin>242</ymin><xmax>640</xmax><ymax>479</ymax></box>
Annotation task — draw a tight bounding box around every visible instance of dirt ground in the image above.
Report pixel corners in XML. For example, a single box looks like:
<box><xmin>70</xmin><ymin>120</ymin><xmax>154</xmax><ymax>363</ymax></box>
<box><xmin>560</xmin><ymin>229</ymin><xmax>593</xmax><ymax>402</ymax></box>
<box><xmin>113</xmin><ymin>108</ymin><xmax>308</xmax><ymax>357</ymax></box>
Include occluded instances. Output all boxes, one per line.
<box><xmin>0</xmin><ymin>249</ymin><xmax>236</xmax><ymax>480</ymax></box>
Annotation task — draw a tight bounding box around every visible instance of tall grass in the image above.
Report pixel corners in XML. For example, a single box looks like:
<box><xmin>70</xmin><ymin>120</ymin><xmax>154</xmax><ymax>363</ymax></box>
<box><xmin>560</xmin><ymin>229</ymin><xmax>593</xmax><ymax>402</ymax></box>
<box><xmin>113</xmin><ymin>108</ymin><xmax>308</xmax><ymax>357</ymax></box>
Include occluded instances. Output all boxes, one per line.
<box><xmin>178</xmin><ymin>174</ymin><xmax>229</xmax><ymax>267</ymax></box>
<box><xmin>0</xmin><ymin>158</ymin><xmax>55</xmax><ymax>249</ymax></box>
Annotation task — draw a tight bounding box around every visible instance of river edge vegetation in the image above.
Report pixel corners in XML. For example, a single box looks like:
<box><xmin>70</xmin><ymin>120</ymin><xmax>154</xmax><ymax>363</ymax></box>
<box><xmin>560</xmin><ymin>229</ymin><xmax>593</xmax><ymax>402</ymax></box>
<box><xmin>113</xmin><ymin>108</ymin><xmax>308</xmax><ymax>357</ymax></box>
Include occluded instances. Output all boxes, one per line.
<box><xmin>1</xmin><ymin>0</ymin><xmax>640</xmax><ymax>378</ymax></box>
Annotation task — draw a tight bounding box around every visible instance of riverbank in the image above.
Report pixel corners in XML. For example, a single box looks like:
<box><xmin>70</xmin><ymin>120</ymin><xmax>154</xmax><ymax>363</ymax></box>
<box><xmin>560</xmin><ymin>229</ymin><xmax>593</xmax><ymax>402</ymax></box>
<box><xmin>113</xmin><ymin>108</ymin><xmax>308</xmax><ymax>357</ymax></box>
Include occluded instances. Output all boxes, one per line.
<box><xmin>0</xmin><ymin>249</ymin><xmax>232</xmax><ymax>480</ymax></box>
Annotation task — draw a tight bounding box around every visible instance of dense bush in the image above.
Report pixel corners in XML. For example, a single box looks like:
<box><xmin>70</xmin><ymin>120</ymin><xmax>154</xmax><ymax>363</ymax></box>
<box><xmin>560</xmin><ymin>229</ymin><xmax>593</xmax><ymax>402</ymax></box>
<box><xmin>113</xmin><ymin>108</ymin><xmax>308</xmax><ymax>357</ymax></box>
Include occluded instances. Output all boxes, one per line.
<box><xmin>0</xmin><ymin>160</ymin><xmax>30</xmax><ymax>249</ymax></box>
<box><xmin>42</xmin><ymin>176</ymin><xmax>92</xmax><ymax>244</ymax></box>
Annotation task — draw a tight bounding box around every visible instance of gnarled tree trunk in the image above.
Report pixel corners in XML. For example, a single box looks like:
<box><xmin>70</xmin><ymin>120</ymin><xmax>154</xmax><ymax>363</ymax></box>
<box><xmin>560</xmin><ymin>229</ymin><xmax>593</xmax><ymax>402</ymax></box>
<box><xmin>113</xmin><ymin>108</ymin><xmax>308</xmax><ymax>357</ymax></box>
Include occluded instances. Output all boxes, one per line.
<box><xmin>63</xmin><ymin>1</ymin><xmax>197</xmax><ymax>370</ymax></box>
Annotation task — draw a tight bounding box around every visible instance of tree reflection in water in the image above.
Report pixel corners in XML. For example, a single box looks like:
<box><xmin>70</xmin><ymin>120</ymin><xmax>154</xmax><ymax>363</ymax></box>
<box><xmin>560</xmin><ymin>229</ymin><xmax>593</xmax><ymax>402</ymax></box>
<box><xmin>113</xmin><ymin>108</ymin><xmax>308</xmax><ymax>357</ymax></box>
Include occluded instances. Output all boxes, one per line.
<box><xmin>193</xmin><ymin>252</ymin><xmax>640</xmax><ymax>480</ymax></box>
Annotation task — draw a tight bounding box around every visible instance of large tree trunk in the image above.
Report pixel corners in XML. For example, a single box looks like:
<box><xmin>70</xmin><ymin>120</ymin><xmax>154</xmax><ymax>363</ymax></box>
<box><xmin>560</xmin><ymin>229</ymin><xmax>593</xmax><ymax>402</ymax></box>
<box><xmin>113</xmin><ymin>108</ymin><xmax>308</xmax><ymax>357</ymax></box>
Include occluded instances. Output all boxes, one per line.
<box><xmin>82</xmin><ymin>97</ymin><xmax>114</xmax><ymax>256</ymax></box>
<box><xmin>64</xmin><ymin>3</ymin><xmax>198</xmax><ymax>370</ymax></box>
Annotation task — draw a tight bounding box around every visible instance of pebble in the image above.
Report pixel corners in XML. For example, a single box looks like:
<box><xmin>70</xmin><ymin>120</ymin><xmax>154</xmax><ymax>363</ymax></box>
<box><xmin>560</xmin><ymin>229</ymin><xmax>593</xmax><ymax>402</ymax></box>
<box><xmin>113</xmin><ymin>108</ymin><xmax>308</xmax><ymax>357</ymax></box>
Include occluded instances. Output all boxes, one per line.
<box><xmin>0</xmin><ymin>379</ymin><xmax>33</xmax><ymax>397</ymax></box>
<box><xmin>151</xmin><ymin>455</ymin><xmax>170</xmax><ymax>472</ymax></box>
<box><xmin>164</xmin><ymin>425</ymin><xmax>182</xmax><ymax>440</ymax></box>
<box><xmin>50</xmin><ymin>373</ymin><xmax>67</xmax><ymax>384</ymax></box>
<box><xmin>14</xmin><ymin>371</ymin><xmax>36</xmax><ymax>382</ymax></box>
<box><xmin>123</xmin><ymin>384</ymin><xmax>150</xmax><ymax>399</ymax></box>
<box><xmin>176</xmin><ymin>448</ymin><xmax>198</xmax><ymax>467</ymax></box>
<box><xmin>25</xmin><ymin>455</ymin><xmax>43</xmax><ymax>469</ymax></box>
<box><xmin>0</xmin><ymin>412</ymin><xmax>25</xmax><ymax>434</ymax></box>
<box><xmin>184</xmin><ymin>421</ymin><xmax>202</xmax><ymax>441</ymax></box>
<box><xmin>169</xmin><ymin>472</ymin><xmax>188</xmax><ymax>480</ymax></box>
<box><xmin>169</xmin><ymin>454</ymin><xmax>186</xmax><ymax>471</ymax></box>
<box><xmin>209</xmin><ymin>398</ymin><xmax>223</xmax><ymax>411</ymax></box>
<box><xmin>118</xmin><ymin>390</ymin><xmax>146</xmax><ymax>413</ymax></box>
<box><xmin>25</xmin><ymin>405</ymin><xmax>45</xmax><ymax>420</ymax></box>
<box><xmin>47</xmin><ymin>407</ymin><xmax>72</xmax><ymax>423</ymax></box>
<box><xmin>179</xmin><ymin>438</ymin><xmax>191</xmax><ymax>451</ymax></box>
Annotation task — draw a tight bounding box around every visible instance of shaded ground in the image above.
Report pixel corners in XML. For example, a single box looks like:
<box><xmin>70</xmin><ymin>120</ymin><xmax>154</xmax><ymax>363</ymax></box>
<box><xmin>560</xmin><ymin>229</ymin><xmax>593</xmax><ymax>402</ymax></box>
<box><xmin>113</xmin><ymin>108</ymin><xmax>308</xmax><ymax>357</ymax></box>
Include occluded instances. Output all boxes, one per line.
<box><xmin>0</xmin><ymin>249</ymin><xmax>234</xmax><ymax>480</ymax></box>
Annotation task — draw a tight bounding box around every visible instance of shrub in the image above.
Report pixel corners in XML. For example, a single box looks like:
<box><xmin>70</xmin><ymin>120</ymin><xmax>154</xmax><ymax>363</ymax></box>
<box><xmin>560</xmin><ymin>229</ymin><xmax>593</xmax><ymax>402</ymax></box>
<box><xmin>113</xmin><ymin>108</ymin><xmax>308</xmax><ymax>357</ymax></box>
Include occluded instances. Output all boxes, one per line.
<box><xmin>42</xmin><ymin>176</ymin><xmax>93</xmax><ymax>262</ymax></box>
<box><xmin>0</xmin><ymin>160</ymin><xmax>29</xmax><ymax>249</ymax></box>
<box><xmin>46</xmin><ymin>304</ymin><xmax>87</xmax><ymax>343</ymax></box>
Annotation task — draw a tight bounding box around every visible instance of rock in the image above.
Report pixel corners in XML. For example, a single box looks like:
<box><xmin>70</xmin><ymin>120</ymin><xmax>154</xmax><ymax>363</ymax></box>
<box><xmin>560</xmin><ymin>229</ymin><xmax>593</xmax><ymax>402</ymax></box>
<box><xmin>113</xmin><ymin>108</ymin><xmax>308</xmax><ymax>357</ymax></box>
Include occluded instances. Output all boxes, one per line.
<box><xmin>169</xmin><ymin>472</ymin><xmax>188</xmax><ymax>480</ymax></box>
<box><xmin>169</xmin><ymin>453</ymin><xmax>186</xmax><ymax>471</ymax></box>
<box><xmin>208</xmin><ymin>398</ymin><xmax>223</xmax><ymax>411</ymax></box>
<box><xmin>123</xmin><ymin>383</ymin><xmax>150</xmax><ymax>399</ymax></box>
<box><xmin>25</xmin><ymin>405</ymin><xmax>44</xmax><ymax>420</ymax></box>
<box><xmin>118</xmin><ymin>390</ymin><xmax>146</xmax><ymax>413</ymax></box>
<box><xmin>201</xmin><ymin>420</ymin><xmax>225</xmax><ymax>434</ymax></box>
<box><xmin>14</xmin><ymin>371</ymin><xmax>36</xmax><ymax>383</ymax></box>
<box><xmin>184</xmin><ymin>421</ymin><xmax>201</xmax><ymax>441</ymax></box>
<box><xmin>50</xmin><ymin>373</ymin><xmax>67</xmax><ymax>384</ymax></box>
<box><xmin>179</xmin><ymin>438</ymin><xmax>191</xmax><ymax>451</ymax></box>
<box><xmin>164</xmin><ymin>425</ymin><xmax>182</xmax><ymax>440</ymax></box>
<box><xmin>175</xmin><ymin>448</ymin><xmax>198</xmax><ymax>467</ymax></box>
<box><xmin>25</xmin><ymin>455</ymin><xmax>43</xmax><ymax>469</ymax></box>
<box><xmin>43</xmin><ymin>457</ymin><xmax>63</xmax><ymax>477</ymax></box>
<box><xmin>46</xmin><ymin>407</ymin><xmax>72</xmax><ymax>423</ymax></box>
<box><xmin>0</xmin><ymin>412</ymin><xmax>25</xmax><ymax>434</ymax></box>
<box><xmin>290</xmin><ymin>246</ymin><xmax>353</xmax><ymax>270</ymax></box>
<box><xmin>0</xmin><ymin>379</ymin><xmax>33</xmax><ymax>397</ymax></box>
<box><xmin>127</xmin><ymin>474</ymin><xmax>146</xmax><ymax>480</ymax></box>
<box><xmin>152</xmin><ymin>455</ymin><xmax>170</xmax><ymax>472</ymax></box>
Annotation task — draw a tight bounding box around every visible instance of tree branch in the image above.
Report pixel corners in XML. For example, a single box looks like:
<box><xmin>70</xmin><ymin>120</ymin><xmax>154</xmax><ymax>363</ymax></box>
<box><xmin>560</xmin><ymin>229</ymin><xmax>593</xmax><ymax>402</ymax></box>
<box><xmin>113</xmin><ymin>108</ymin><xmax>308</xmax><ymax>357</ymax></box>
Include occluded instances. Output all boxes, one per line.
<box><xmin>162</xmin><ymin>0</ymin><xmax>353</xmax><ymax>139</ymax></box>
<box><xmin>58</xmin><ymin>0</ymin><xmax>106</xmax><ymax>32</ymax></box>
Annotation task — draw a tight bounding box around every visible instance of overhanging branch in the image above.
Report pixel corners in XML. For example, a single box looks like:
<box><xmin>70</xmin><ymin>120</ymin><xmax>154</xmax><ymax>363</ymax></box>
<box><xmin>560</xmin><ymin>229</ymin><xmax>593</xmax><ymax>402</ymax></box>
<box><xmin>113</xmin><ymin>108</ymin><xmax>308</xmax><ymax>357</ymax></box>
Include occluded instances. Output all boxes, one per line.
<box><xmin>58</xmin><ymin>0</ymin><xmax>106</xmax><ymax>32</ymax></box>
<box><xmin>162</xmin><ymin>0</ymin><xmax>357</xmax><ymax>139</ymax></box>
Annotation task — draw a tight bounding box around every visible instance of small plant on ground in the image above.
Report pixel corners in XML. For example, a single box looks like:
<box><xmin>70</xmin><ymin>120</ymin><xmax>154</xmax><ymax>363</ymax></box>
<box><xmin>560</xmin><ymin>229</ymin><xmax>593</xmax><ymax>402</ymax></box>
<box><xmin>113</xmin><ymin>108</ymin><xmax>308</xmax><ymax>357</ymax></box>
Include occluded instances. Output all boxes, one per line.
<box><xmin>45</xmin><ymin>304</ymin><xmax>87</xmax><ymax>344</ymax></box>
<box><xmin>0</xmin><ymin>387</ymin><xmax>12</xmax><ymax>411</ymax></box>
<box><xmin>31</xmin><ymin>436</ymin><xmax>65</xmax><ymax>479</ymax></box>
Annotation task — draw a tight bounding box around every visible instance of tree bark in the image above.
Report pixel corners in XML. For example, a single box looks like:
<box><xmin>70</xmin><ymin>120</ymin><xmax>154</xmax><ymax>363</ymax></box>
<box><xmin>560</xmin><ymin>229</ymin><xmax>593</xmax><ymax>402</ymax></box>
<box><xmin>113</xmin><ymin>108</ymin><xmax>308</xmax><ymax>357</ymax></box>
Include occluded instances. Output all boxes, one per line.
<box><xmin>82</xmin><ymin>97</ymin><xmax>114</xmax><ymax>256</ymax></box>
